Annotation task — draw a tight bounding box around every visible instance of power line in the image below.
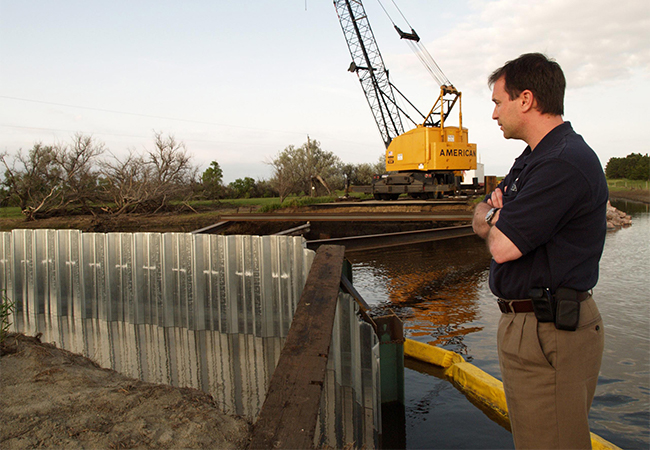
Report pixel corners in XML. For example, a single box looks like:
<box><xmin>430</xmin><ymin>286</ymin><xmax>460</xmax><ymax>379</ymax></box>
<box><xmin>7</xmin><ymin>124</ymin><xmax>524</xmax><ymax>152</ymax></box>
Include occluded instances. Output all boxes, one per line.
<box><xmin>0</xmin><ymin>122</ymin><xmax>380</xmax><ymax>152</ymax></box>
<box><xmin>0</xmin><ymin>95</ymin><xmax>305</xmax><ymax>137</ymax></box>
<box><xmin>0</xmin><ymin>123</ymin><xmax>266</xmax><ymax>147</ymax></box>
<box><xmin>0</xmin><ymin>95</ymin><xmax>385</xmax><ymax>150</ymax></box>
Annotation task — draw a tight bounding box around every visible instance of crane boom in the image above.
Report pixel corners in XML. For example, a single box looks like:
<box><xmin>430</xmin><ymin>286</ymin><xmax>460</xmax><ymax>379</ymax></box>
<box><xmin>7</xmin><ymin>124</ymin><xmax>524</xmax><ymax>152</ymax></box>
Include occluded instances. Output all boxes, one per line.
<box><xmin>334</xmin><ymin>0</ymin><xmax>403</xmax><ymax>148</ymax></box>
<box><xmin>333</xmin><ymin>0</ymin><xmax>478</xmax><ymax>200</ymax></box>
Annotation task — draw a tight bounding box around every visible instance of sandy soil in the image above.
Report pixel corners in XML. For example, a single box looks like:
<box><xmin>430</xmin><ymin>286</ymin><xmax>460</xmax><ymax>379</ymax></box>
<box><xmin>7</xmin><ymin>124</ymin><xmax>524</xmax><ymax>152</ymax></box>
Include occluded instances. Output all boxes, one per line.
<box><xmin>0</xmin><ymin>333</ymin><xmax>252</xmax><ymax>449</ymax></box>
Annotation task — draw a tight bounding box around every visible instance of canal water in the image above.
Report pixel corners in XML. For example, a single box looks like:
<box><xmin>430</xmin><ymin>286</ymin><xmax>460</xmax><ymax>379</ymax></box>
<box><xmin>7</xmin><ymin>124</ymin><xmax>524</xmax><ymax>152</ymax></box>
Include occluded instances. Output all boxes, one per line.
<box><xmin>348</xmin><ymin>200</ymin><xmax>649</xmax><ymax>449</ymax></box>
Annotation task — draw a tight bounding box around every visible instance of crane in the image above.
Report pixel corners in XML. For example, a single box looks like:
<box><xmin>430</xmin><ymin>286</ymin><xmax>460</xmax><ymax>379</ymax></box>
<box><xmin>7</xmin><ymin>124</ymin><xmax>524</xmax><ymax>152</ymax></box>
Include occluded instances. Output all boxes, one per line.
<box><xmin>334</xmin><ymin>0</ymin><xmax>477</xmax><ymax>200</ymax></box>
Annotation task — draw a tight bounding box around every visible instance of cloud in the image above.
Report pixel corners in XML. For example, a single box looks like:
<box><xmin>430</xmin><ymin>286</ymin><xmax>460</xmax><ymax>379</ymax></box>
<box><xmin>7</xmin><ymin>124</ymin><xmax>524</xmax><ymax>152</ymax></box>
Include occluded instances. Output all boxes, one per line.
<box><xmin>420</xmin><ymin>0</ymin><xmax>650</xmax><ymax>93</ymax></box>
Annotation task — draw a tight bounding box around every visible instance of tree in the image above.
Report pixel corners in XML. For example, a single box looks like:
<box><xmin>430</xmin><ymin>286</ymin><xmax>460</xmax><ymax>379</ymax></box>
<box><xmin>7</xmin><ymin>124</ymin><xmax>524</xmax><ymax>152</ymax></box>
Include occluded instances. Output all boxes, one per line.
<box><xmin>1</xmin><ymin>144</ymin><xmax>61</xmax><ymax>220</ymax></box>
<box><xmin>228</xmin><ymin>177</ymin><xmax>257</xmax><ymax>198</ymax></box>
<box><xmin>605</xmin><ymin>153</ymin><xmax>650</xmax><ymax>180</ymax></box>
<box><xmin>267</xmin><ymin>139</ymin><xmax>344</xmax><ymax>202</ymax></box>
<box><xmin>53</xmin><ymin>133</ymin><xmax>104</xmax><ymax>214</ymax></box>
<box><xmin>99</xmin><ymin>132</ymin><xmax>198</xmax><ymax>214</ymax></box>
<box><xmin>342</xmin><ymin>161</ymin><xmax>379</xmax><ymax>186</ymax></box>
<box><xmin>374</xmin><ymin>153</ymin><xmax>386</xmax><ymax>175</ymax></box>
<box><xmin>201</xmin><ymin>161</ymin><xmax>224</xmax><ymax>199</ymax></box>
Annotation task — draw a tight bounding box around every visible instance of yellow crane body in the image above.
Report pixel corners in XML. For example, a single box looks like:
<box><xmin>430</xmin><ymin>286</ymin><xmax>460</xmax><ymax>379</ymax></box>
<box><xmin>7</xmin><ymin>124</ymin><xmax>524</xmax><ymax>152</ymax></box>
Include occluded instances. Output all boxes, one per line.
<box><xmin>386</xmin><ymin>125</ymin><xmax>477</xmax><ymax>172</ymax></box>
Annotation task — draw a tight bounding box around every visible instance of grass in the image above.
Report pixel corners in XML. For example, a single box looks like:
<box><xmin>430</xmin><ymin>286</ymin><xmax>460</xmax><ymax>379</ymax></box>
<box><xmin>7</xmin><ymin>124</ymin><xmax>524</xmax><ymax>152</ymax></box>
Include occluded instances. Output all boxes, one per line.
<box><xmin>607</xmin><ymin>178</ymin><xmax>649</xmax><ymax>191</ymax></box>
<box><xmin>0</xmin><ymin>206</ymin><xmax>22</xmax><ymax>219</ymax></box>
<box><xmin>258</xmin><ymin>194</ymin><xmax>341</xmax><ymax>212</ymax></box>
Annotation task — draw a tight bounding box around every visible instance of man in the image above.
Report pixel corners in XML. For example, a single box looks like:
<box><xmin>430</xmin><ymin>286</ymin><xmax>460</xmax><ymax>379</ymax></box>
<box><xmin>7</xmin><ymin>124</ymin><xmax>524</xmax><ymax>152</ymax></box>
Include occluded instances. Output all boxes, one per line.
<box><xmin>473</xmin><ymin>53</ymin><xmax>608</xmax><ymax>449</ymax></box>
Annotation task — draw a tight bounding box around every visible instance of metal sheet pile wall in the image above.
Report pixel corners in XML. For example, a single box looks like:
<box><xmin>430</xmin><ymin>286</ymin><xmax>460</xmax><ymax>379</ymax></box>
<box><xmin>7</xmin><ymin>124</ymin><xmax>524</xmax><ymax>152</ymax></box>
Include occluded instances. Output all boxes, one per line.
<box><xmin>318</xmin><ymin>292</ymin><xmax>381</xmax><ymax>447</ymax></box>
<box><xmin>0</xmin><ymin>229</ymin><xmax>380</xmax><ymax>447</ymax></box>
<box><xmin>1</xmin><ymin>230</ymin><xmax>311</xmax><ymax>418</ymax></box>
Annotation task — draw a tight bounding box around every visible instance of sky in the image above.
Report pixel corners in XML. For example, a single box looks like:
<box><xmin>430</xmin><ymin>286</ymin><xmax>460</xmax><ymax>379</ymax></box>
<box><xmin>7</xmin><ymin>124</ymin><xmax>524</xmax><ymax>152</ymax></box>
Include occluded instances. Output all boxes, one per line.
<box><xmin>1</xmin><ymin>0</ymin><xmax>649</xmax><ymax>184</ymax></box>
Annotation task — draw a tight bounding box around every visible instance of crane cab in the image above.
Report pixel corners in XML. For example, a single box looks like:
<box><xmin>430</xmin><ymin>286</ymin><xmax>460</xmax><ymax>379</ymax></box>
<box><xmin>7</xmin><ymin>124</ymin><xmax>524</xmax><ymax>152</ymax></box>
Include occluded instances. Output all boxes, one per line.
<box><xmin>386</xmin><ymin>125</ymin><xmax>477</xmax><ymax>172</ymax></box>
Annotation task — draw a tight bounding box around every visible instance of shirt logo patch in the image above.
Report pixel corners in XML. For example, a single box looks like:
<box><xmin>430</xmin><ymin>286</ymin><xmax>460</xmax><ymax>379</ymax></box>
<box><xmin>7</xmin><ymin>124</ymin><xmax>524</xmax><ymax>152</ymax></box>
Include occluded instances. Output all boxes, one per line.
<box><xmin>511</xmin><ymin>177</ymin><xmax>519</xmax><ymax>192</ymax></box>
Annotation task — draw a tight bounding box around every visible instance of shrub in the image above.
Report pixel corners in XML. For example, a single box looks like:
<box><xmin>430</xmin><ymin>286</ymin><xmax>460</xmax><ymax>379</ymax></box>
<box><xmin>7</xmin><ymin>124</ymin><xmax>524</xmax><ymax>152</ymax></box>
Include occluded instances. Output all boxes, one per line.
<box><xmin>1</xmin><ymin>291</ymin><xmax>15</xmax><ymax>343</ymax></box>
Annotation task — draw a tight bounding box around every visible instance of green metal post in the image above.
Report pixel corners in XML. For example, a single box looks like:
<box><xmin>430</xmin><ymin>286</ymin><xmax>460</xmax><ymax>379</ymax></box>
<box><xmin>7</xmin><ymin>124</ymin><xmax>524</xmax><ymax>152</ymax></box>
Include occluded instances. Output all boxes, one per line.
<box><xmin>374</xmin><ymin>313</ymin><xmax>404</xmax><ymax>405</ymax></box>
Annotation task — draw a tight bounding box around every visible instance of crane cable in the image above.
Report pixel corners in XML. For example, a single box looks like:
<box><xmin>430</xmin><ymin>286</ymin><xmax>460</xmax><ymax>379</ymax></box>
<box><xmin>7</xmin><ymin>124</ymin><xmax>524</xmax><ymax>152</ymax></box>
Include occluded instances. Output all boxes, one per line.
<box><xmin>376</xmin><ymin>0</ymin><xmax>452</xmax><ymax>88</ymax></box>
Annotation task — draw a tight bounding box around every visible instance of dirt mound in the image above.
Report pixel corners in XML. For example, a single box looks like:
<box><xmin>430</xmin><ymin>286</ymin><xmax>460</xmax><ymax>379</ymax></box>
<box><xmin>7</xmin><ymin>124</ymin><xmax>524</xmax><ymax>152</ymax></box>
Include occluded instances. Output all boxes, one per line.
<box><xmin>0</xmin><ymin>333</ymin><xmax>252</xmax><ymax>449</ymax></box>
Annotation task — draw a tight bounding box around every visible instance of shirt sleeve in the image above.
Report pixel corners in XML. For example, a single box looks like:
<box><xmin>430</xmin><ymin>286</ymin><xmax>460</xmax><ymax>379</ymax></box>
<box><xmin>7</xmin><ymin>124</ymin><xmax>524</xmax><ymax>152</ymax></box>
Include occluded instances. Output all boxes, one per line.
<box><xmin>494</xmin><ymin>158</ymin><xmax>590</xmax><ymax>256</ymax></box>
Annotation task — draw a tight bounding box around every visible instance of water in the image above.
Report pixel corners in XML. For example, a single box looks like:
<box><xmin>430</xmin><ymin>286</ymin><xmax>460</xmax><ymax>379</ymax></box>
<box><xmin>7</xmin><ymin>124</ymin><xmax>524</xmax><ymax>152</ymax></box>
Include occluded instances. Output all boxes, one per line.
<box><xmin>348</xmin><ymin>200</ymin><xmax>650</xmax><ymax>449</ymax></box>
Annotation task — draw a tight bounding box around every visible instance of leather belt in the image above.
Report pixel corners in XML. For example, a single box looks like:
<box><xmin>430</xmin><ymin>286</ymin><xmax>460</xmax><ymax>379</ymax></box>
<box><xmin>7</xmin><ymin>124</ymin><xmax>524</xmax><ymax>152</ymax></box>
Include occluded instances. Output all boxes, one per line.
<box><xmin>498</xmin><ymin>291</ymin><xmax>591</xmax><ymax>314</ymax></box>
<box><xmin>498</xmin><ymin>299</ymin><xmax>534</xmax><ymax>314</ymax></box>
<box><xmin>573</xmin><ymin>291</ymin><xmax>591</xmax><ymax>302</ymax></box>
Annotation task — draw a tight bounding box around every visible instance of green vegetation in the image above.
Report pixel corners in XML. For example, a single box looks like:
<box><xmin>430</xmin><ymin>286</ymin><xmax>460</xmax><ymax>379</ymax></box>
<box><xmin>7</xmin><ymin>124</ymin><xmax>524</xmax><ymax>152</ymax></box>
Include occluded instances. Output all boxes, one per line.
<box><xmin>605</xmin><ymin>153</ymin><xmax>649</xmax><ymax>181</ymax></box>
<box><xmin>1</xmin><ymin>291</ymin><xmax>15</xmax><ymax>343</ymax></box>
<box><xmin>1</xmin><ymin>133</ymin><xmax>384</xmax><ymax>222</ymax></box>
<box><xmin>607</xmin><ymin>179</ymin><xmax>650</xmax><ymax>191</ymax></box>
<box><xmin>0</xmin><ymin>206</ymin><xmax>22</xmax><ymax>219</ymax></box>
<box><xmin>258</xmin><ymin>194</ymin><xmax>341</xmax><ymax>213</ymax></box>
<box><xmin>607</xmin><ymin>178</ymin><xmax>650</xmax><ymax>190</ymax></box>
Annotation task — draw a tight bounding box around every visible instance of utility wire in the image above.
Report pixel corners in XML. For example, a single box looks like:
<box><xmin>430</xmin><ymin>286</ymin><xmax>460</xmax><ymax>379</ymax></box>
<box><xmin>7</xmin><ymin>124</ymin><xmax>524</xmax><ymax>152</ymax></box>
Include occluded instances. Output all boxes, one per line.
<box><xmin>375</xmin><ymin>0</ymin><xmax>451</xmax><ymax>87</ymax></box>
<box><xmin>0</xmin><ymin>95</ymin><xmax>305</xmax><ymax>137</ymax></box>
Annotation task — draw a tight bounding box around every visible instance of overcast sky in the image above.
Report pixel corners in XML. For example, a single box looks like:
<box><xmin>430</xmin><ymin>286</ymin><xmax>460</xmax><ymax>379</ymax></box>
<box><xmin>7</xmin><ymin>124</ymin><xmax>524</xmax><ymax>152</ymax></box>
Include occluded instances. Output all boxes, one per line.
<box><xmin>1</xmin><ymin>0</ymin><xmax>648</xmax><ymax>184</ymax></box>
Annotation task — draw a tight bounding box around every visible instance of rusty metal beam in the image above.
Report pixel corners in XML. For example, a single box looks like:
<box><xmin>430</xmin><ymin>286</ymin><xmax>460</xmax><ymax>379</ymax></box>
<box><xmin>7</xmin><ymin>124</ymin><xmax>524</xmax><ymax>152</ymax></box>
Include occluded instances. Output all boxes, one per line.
<box><xmin>273</xmin><ymin>222</ymin><xmax>311</xmax><ymax>236</ymax></box>
<box><xmin>311</xmin><ymin>199</ymin><xmax>468</xmax><ymax>207</ymax></box>
<box><xmin>191</xmin><ymin>220</ymin><xmax>231</xmax><ymax>234</ymax></box>
<box><xmin>306</xmin><ymin>224</ymin><xmax>477</xmax><ymax>252</ymax></box>
<box><xmin>218</xmin><ymin>212</ymin><xmax>471</xmax><ymax>222</ymax></box>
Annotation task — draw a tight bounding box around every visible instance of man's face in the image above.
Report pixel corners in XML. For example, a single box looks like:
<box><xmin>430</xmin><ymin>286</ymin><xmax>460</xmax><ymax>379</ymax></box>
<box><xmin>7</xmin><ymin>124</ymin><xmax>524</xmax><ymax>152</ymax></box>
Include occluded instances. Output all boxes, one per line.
<box><xmin>491</xmin><ymin>76</ymin><xmax>523</xmax><ymax>140</ymax></box>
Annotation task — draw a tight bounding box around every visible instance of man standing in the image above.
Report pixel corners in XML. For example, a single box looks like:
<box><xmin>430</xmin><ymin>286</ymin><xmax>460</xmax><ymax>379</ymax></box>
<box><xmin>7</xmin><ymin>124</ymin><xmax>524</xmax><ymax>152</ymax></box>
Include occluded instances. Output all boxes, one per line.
<box><xmin>473</xmin><ymin>53</ymin><xmax>608</xmax><ymax>449</ymax></box>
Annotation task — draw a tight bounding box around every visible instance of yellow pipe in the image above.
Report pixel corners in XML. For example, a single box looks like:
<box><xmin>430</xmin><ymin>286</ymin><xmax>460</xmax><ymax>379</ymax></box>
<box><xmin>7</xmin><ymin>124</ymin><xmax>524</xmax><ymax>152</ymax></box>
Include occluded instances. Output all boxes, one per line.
<box><xmin>458</xmin><ymin>92</ymin><xmax>464</xmax><ymax>139</ymax></box>
<box><xmin>404</xmin><ymin>338</ymin><xmax>622</xmax><ymax>450</ymax></box>
<box><xmin>423</xmin><ymin>92</ymin><xmax>442</xmax><ymax>127</ymax></box>
<box><xmin>439</xmin><ymin>89</ymin><xmax>445</xmax><ymax>141</ymax></box>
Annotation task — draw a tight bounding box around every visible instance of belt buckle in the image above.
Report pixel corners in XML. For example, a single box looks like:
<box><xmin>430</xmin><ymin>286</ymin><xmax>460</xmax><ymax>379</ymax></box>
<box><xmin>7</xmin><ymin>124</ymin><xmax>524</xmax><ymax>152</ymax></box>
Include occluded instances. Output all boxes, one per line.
<box><xmin>498</xmin><ymin>299</ymin><xmax>513</xmax><ymax>313</ymax></box>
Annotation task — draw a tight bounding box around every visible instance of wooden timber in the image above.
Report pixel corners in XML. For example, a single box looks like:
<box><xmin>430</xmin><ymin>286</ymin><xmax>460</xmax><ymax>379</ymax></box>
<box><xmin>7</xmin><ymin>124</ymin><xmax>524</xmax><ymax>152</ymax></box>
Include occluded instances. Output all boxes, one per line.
<box><xmin>248</xmin><ymin>245</ymin><xmax>346</xmax><ymax>449</ymax></box>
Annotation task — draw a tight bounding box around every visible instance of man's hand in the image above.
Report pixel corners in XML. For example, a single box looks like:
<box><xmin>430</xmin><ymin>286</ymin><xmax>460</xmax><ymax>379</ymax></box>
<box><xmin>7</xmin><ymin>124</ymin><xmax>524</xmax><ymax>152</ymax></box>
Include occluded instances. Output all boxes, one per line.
<box><xmin>473</xmin><ymin>188</ymin><xmax>523</xmax><ymax>263</ymax></box>
<box><xmin>472</xmin><ymin>201</ymin><xmax>492</xmax><ymax>239</ymax></box>
<box><xmin>487</xmin><ymin>188</ymin><xmax>504</xmax><ymax>208</ymax></box>
<box><xmin>473</xmin><ymin>188</ymin><xmax>504</xmax><ymax>239</ymax></box>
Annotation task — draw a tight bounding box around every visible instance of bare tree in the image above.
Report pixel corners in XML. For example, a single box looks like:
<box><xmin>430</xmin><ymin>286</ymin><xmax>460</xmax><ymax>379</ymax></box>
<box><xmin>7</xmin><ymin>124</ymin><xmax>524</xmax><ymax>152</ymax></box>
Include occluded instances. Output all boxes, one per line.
<box><xmin>53</xmin><ymin>133</ymin><xmax>104</xmax><ymax>214</ymax></box>
<box><xmin>98</xmin><ymin>150</ymin><xmax>147</xmax><ymax>214</ymax></box>
<box><xmin>99</xmin><ymin>132</ymin><xmax>198</xmax><ymax>214</ymax></box>
<box><xmin>148</xmin><ymin>132</ymin><xmax>197</xmax><ymax>210</ymax></box>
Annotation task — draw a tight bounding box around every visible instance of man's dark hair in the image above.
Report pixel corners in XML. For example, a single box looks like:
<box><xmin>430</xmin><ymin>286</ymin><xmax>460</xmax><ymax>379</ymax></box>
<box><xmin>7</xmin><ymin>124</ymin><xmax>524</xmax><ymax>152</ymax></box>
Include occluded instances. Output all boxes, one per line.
<box><xmin>488</xmin><ymin>53</ymin><xmax>566</xmax><ymax>116</ymax></box>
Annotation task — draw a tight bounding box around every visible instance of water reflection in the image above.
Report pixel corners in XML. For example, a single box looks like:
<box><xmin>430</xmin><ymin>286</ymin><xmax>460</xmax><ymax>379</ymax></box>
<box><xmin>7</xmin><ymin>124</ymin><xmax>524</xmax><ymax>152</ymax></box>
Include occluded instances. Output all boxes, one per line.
<box><xmin>348</xmin><ymin>236</ymin><xmax>492</xmax><ymax>356</ymax></box>
<box><xmin>590</xmin><ymin>205</ymin><xmax>650</xmax><ymax>449</ymax></box>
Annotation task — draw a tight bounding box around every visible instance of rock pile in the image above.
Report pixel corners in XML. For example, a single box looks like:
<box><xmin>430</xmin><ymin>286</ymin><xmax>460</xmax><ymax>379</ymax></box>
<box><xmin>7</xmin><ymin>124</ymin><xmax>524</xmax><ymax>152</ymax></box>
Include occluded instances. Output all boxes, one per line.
<box><xmin>606</xmin><ymin>201</ymin><xmax>632</xmax><ymax>229</ymax></box>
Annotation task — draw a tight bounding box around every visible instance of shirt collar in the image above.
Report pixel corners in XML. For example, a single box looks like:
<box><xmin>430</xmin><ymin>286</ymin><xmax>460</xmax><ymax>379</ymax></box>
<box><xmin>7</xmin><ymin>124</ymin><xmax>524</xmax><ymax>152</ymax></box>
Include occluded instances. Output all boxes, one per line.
<box><xmin>527</xmin><ymin>121</ymin><xmax>573</xmax><ymax>162</ymax></box>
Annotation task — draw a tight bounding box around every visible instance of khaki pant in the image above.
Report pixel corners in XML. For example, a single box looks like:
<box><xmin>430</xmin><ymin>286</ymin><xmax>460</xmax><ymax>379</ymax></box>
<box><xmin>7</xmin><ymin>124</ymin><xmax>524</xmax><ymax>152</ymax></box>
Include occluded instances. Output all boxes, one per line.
<box><xmin>497</xmin><ymin>297</ymin><xmax>605</xmax><ymax>449</ymax></box>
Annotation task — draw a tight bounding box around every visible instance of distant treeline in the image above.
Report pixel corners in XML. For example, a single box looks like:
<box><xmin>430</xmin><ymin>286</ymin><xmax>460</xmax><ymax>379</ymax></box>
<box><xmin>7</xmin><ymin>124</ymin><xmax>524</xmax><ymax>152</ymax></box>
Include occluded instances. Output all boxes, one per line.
<box><xmin>0</xmin><ymin>132</ymin><xmax>384</xmax><ymax>220</ymax></box>
<box><xmin>605</xmin><ymin>153</ymin><xmax>649</xmax><ymax>181</ymax></box>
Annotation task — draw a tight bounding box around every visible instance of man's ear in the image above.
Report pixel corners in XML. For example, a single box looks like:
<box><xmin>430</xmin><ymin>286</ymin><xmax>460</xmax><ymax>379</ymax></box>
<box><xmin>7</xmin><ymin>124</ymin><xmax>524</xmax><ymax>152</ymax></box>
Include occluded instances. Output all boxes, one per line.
<box><xmin>519</xmin><ymin>90</ymin><xmax>535</xmax><ymax>112</ymax></box>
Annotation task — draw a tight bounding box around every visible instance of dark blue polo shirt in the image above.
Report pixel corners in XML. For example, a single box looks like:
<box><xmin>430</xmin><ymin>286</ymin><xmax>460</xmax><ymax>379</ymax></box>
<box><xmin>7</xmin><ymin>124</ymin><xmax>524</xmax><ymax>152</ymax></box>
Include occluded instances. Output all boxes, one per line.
<box><xmin>489</xmin><ymin>122</ymin><xmax>608</xmax><ymax>299</ymax></box>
